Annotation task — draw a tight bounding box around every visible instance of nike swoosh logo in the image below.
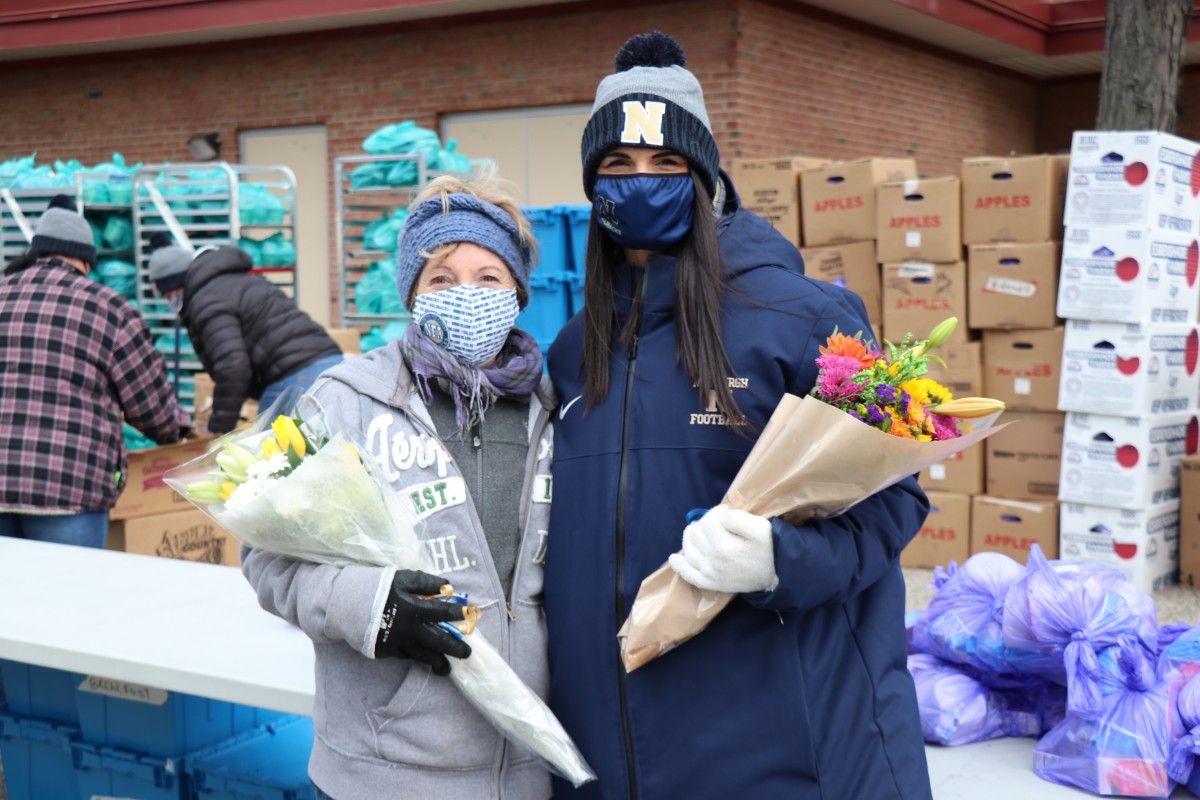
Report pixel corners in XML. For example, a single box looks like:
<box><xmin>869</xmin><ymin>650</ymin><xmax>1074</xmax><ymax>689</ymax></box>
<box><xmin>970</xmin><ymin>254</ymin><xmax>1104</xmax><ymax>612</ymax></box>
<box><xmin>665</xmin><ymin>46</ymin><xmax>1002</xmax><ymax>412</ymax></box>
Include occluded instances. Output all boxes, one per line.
<box><xmin>559</xmin><ymin>394</ymin><xmax>583</xmax><ymax>421</ymax></box>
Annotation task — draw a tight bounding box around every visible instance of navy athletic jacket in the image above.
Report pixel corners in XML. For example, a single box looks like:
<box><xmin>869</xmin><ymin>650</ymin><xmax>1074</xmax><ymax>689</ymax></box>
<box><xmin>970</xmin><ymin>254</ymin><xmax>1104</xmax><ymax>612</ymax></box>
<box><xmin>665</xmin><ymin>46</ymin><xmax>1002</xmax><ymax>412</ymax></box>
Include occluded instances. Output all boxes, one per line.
<box><xmin>544</xmin><ymin>176</ymin><xmax>933</xmax><ymax>800</ymax></box>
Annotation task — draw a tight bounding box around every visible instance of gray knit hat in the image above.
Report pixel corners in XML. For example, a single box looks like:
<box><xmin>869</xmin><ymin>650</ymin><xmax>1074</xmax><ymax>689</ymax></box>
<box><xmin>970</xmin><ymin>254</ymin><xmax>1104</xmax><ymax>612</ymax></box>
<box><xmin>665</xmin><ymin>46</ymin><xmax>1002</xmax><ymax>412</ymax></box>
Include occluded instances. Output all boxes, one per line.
<box><xmin>581</xmin><ymin>32</ymin><xmax>720</xmax><ymax>200</ymax></box>
<box><xmin>147</xmin><ymin>232</ymin><xmax>195</xmax><ymax>293</ymax></box>
<box><xmin>29</xmin><ymin>195</ymin><xmax>96</xmax><ymax>266</ymax></box>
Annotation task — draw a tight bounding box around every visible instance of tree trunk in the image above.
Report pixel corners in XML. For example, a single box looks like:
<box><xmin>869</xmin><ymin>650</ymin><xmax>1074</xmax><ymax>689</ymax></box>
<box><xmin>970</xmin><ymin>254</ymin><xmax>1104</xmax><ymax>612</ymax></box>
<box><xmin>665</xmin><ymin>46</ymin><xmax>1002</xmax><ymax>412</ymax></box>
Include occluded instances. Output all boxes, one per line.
<box><xmin>1096</xmin><ymin>0</ymin><xmax>1192</xmax><ymax>131</ymax></box>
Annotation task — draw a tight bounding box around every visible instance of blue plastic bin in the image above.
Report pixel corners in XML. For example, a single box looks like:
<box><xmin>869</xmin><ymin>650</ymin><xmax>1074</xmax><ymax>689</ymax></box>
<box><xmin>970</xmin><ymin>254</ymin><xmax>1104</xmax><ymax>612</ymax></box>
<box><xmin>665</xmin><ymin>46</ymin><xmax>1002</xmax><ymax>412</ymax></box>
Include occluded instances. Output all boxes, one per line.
<box><xmin>523</xmin><ymin>206</ymin><xmax>570</xmax><ymax>272</ymax></box>
<box><xmin>515</xmin><ymin>272</ymin><xmax>570</xmax><ymax>346</ymax></box>
<box><xmin>560</xmin><ymin>204</ymin><xmax>592</xmax><ymax>274</ymax></box>
<box><xmin>186</xmin><ymin>717</ymin><xmax>316</xmax><ymax>800</ymax></box>
<box><xmin>0</xmin><ymin>713</ymin><xmax>80</xmax><ymax>800</ymax></box>
<box><xmin>0</xmin><ymin>660</ymin><xmax>83</xmax><ymax>725</ymax></box>
<box><xmin>564</xmin><ymin>272</ymin><xmax>585</xmax><ymax>318</ymax></box>
<box><xmin>75</xmin><ymin>681</ymin><xmax>274</xmax><ymax>757</ymax></box>
<box><xmin>72</xmin><ymin>739</ymin><xmax>185</xmax><ymax>800</ymax></box>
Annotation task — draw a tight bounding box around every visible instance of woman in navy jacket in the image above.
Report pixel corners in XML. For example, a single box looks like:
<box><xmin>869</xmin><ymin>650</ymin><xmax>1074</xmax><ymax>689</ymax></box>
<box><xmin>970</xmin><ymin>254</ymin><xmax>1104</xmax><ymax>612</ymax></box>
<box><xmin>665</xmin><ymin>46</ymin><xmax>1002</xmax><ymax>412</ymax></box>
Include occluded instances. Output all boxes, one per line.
<box><xmin>543</xmin><ymin>33</ymin><xmax>933</xmax><ymax>800</ymax></box>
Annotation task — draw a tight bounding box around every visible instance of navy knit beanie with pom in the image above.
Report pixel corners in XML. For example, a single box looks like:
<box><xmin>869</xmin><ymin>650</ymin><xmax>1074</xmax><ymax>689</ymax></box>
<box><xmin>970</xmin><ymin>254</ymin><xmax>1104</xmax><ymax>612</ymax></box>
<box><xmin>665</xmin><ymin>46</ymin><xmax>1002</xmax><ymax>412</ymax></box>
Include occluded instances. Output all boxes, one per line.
<box><xmin>580</xmin><ymin>31</ymin><xmax>720</xmax><ymax>200</ymax></box>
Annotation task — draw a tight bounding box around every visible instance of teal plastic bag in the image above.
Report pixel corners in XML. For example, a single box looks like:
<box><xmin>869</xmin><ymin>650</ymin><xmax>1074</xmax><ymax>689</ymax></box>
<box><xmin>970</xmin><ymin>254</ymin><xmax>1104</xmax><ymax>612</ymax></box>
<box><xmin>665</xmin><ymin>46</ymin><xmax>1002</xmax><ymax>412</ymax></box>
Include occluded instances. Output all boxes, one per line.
<box><xmin>95</xmin><ymin>258</ymin><xmax>137</xmax><ymax>298</ymax></box>
<box><xmin>123</xmin><ymin>424</ymin><xmax>159</xmax><ymax>452</ymax></box>
<box><xmin>361</xmin><ymin>319</ymin><xmax>410</xmax><ymax>351</ymax></box>
<box><xmin>363</xmin><ymin>207</ymin><xmax>409</xmax><ymax>253</ymax></box>
<box><xmin>259</xmin><ymin>233</ymin><xmax>296</xmax><ymax>267</ymax></box>
<box><xmin>439</xmin><ymin>140</ymin><xmax>473</xmax><ymax>174</ymax></box>
<box><xmin>101</xmin><ymin>215</ymin><xmax>133</xmax><ymax>251</ymax></box>
<box><xmin>362</xmin><ymin>121</ymin><xmax>441</xmax><ymax>156</ymax></box>
<box><xmin>355</xmin><ymin>258</ymin><xmax>405</xmax><ymax>316</ymax></box>
<box><xmin>239</xmin><ymin>183</ymin><xmax>286</xmax><ymax>225</ymax></box>
<box><xmin>0</xmin><ymin>154</ymin><xmax>36</xmax><ymax>188</ymax></box>
<box><xmin>350</xmin><ymin>162</ymin><xmax>391</xmax><ymax>190</ymax></box>
<box><xmin>238</xmin><ymin>237</ymin><xmax>263</xmax><ymax>267</ymax></box>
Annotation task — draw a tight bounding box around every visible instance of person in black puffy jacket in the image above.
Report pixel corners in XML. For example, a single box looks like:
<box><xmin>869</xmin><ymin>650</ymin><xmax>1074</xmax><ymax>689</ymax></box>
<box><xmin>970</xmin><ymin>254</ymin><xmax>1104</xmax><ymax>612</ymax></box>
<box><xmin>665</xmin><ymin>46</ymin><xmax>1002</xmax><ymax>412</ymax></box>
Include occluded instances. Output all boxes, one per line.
<box><xmin>148</xmin><ymin>235</ymin><xmax>342</xmax><ymax>434</ymax></box>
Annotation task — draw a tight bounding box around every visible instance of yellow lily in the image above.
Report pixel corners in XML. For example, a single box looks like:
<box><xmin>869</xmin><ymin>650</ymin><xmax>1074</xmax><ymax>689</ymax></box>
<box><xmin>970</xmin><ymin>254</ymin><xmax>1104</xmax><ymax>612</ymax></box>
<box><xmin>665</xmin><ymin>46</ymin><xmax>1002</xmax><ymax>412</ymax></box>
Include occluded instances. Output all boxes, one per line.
<box><xmin>219</xmin><ymin>480</ymin><xmax>239</xmax><ymax>501</ymax></box>
<box><xmin>927</xmin><ymin>396</ymin><xmax>1006</xmax><ymax>419</ymax></box>
<box><xmin>912</xmin><ymin>317</ymin><xmax>958</xmax><ymax>359</ymax></box>
<box><xmin>272</xmin><ymin>415</ymin><xmax>307</xmax><ymax>457</ymax></box>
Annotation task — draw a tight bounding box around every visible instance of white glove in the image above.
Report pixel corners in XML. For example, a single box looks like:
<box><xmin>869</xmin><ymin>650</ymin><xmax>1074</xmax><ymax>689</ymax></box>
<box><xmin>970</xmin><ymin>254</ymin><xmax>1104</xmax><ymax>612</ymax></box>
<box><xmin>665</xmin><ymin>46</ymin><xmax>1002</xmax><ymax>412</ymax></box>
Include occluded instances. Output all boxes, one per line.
<box><xmin>668</xmin><ymin>504</ymin><xmax>779</xmax><ymax>594</ymax></box>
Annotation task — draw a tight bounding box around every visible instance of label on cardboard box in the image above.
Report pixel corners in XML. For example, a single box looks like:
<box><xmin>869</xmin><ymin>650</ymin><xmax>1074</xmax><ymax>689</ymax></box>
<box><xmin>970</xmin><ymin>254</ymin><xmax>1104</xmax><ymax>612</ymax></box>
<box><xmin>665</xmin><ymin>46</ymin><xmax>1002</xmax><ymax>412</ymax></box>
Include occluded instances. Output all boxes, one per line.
<box><xmin>902</xmin><ymin>490</ymin><xmax>971</xmax><ymax>569</ymax></box>
<box><xmin>1058</xmin><ymin>320</ymin><xmax>1200</xmax><ymax>416</ymax></box>
<box><xmin>1059</xmin><ymin>411</ymin><xmax>1199</xmax><ymax>510</ymax></box>
<box><xmin>986</xmin><ymin>411</ymin><xmax>1064</xmax><ymax>500</ymax></box>
<box><xmin>1057</xmin><ymin>226</ymin><xmax>1199</xmax><ymax>324</ymax></box>
<box><xmin>876</xmin><ymin>177</ymin><xmax>962</xmax><ymax>263</ymax></box>
<box><xmin>1059</xmin><ymin>501</ymin><xmax>1180</xmax><ymax>594</ymax></box>
<box><xmin>1065</xmin><ymin>130</ymin><xmax>1200</xmax><ymax>234</ymax></box>
<box><xmin>882</xmin><ymin>261</ymin><xmax>968</xmax><ymax>346</ymax></box>
<box><xmin>920</xmin><ymin>443</ymin><xmax>984</xmax><ymax>495</ymax></box>
<box><xmin>983</xmin><ymin>327</ymin><xmax>1063</xmax><ymax>412</ymax></box>
<box><xmin>970</xmin><ymin>495</ymin><xmax>1058</xmax><ymax>562</ymax></box>
<box><xmin>961</xmin><ymin>155</ymin><xmax>1068</xmax><ymax>244</ymax></box>
<box><xmin>967</xmin><ymin>242</ymin><xmax>1060</xmax><ymax>329</ymax></box>
<box><xmin>108</xmin><ymin>508</ymin><xmax>241</xmax><ymax>567</ymax></box>
<box><xmin>801</xmin><ymin>158</ymin><xmax>917</xmax><ymax>246</ymax></box>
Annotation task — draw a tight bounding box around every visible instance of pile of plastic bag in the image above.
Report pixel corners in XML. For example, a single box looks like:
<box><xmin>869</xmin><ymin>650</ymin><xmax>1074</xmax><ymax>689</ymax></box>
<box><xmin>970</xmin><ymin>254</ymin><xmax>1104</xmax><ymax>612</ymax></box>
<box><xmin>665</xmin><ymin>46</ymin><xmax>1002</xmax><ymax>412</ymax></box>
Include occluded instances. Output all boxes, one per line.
<box><xmin>0</xmin><ymin>153</ymin><xmax>141</xmax><ymax>201</ymax></box>
<box><xmin>350</xmin><ymin>121</ymin><xmax>474</xmax><ymax>189</ymax></box>
<box><xmin>909</xmin><ymin>543</ymin><xmax>1200</xmax><ymax>798</ymax></box>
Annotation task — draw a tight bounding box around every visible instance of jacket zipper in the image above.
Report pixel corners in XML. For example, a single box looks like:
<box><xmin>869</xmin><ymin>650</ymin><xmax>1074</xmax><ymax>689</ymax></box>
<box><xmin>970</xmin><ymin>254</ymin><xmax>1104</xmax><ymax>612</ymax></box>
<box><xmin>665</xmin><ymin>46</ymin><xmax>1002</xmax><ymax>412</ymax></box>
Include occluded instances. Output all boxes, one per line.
<box><xmin>615</xmin><ymin>333</ymin><xmax>640</xmax><ymax>800</ymax></box>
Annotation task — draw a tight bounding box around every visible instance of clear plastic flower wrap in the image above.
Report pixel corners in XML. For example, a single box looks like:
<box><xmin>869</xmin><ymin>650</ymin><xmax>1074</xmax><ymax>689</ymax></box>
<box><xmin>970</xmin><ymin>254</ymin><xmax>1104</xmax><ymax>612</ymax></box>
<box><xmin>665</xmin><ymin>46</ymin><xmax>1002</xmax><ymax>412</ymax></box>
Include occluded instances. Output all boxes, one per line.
<box><xmin>912</xmin><ymin>551</ymin><xmax>1025</xmax><ymax>676</ymax></box>
<box><xmin>164</xmin><ymin>396</ymin><xmax>596</xmax><ymax>788</ymax></box>
<box><xmin>1033</xmin><ymin>636</ymin><xmax>1174</xmax><ymax>798</ymax></box>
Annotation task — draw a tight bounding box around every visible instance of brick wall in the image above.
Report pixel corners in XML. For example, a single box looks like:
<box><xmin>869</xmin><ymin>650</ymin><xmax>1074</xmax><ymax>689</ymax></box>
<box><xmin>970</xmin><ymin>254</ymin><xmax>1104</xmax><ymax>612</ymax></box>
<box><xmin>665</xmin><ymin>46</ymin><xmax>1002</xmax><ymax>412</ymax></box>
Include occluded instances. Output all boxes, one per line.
<box><xmin>0</xmin><ymin>0</ymin><xmax>1041</xmax><ymax>318</ymax></box>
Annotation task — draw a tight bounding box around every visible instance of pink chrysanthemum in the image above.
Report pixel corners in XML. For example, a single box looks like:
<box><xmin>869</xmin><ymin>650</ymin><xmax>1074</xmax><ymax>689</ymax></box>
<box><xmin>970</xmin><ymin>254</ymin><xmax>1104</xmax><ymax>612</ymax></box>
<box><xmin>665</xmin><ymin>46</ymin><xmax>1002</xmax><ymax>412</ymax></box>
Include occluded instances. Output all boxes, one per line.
<box><xmin>929</xmin><ymin>412</ymin><xmax>961</xmax><ymax>441</ymax></box>
<box><xmin>815</xmin><ymin>354</ymin><xmax>866</xmax><ymax>403</ymax></box>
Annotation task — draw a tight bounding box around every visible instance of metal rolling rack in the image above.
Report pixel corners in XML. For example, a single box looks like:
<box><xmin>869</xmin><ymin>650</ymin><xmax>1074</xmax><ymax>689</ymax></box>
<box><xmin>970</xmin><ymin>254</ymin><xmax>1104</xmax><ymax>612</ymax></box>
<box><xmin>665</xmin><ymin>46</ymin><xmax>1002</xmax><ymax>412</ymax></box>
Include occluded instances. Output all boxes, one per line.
<box><xmin>334</xmin><ymin>153</ymin><xmax>476</xmax><ymax>328</ymax></box>
<box><xmin>131</xmin><ymin>163</ymin><xmax>299</xmax><ymax>412</ymax></box>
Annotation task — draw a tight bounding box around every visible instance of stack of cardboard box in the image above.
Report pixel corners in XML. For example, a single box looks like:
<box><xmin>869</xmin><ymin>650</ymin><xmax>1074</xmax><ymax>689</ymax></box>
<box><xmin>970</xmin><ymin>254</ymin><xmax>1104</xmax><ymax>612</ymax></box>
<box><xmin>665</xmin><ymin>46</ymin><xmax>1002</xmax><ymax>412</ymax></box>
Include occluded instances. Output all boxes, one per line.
<box><xmin>1054</xmin><ymin>131</ymin><xmax>1200</xmax><ymax>593</ymax></box>
<box><xmin>731</xmin><ymin>156</ymin><xmax>831</xmax><ymax>251</ymax></box>
<box><xmin>960</xmin><ymin>154</ymin><xmax>1070</xmax><ymax>566</ymax></box>
<box><xmin>797</xmin><ymin>159</ymin><xmax>920</xmax><ymax>341</ymax></box>
<box><xmin>108</xmin><ymin>439</ymin><xmax>241</xmax><ymax>567</ymax></box>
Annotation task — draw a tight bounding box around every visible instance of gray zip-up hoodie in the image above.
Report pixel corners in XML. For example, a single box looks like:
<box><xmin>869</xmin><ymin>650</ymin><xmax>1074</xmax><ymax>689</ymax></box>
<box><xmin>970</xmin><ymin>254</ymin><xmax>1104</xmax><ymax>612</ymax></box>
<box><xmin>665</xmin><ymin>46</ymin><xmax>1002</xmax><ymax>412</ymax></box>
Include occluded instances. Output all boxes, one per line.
<box><xmin>240</xmin><ymin>341</ymin><xmax>556</xmax><ymax>800</ymax></box>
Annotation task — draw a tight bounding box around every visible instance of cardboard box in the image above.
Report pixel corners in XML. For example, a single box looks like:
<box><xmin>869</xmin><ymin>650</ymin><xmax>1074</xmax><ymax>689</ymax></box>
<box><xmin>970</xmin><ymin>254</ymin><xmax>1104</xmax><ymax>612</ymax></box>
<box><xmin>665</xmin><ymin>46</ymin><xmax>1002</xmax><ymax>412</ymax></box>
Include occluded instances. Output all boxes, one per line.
<box><xmin>1056</xmin><ymin>226</ymin><xmax>1199</xmax><ymax>324</ymax></box>
<box><xmin>920</xmin><ymin>443</ymin><xmax>984</xmax><ymax>495</ymax></box>
<box><xmin>982</xmin><ymin>327</ymin><xmax>1064</xmax><ymax>412</ymax></box>
<box><xmin>111</xmin><ymin>440</ymin><xmax>214</xmax><ymax>520</ymax></box>
<box><xmin>326</xmin><ymin>328</ymin><xmax>363</xmax><ymax>355</ymax></box>
<box><xmin>881</xmin><ymin>261</ymin><xmax>968</xmax><ymax>346</ymax></box>
<box><xmin>967</xmin><ymin>242</ymin><xmax>1061</xmax><ymax>329</ymax></box>
<box><xmin>901</xmin><ymin>491</ymin><xmax>971</xmax><ymax>569</ymax></box>
<box><xmin>1064</xmin><ymin>130</ymin><xmax>1200</xmax><ymax>235</ymax></box>
<box><xmin>1059</xmin><ymin>410</ymin><xmax>1198</xmax><ymax>510</ymax></box>
<box><xmin>108</xmin><ymin>509</ymin><xmax>240</xmax><ymax>567</ymax></box>
<box><xmin>876</xmin><ymin>177</ymin><xmax>963</xmax><ymax>263</ymax></box>
<box><xmin>924</xmin><ymin>342</ymin><xmax>982</xmax><ymax>397</ymax></box>
<box><xmin>1180</xmin><ymin>457</ymin><xmax>1200</xmax><ymax>587</ymax></box>
<box><xmin>732</xmin><ymin>157</ymin><xmax>828</xmax><ymax>248</ymax></box>
<box><xmin>961</xmin><ymin>155</ymin><xmax>1069</xmax><ymax>244</ymax></box>
<box><xmin>1058</xmin><ymin>321</ymin><xmax>1200</xmax><ymax>416</ymax></box>
<box><xmin>1059</xmin><ymin>501</ymin><xmax>1180</xmax><ymax>594</ymax></box>
<box><xmin>986</xmin><ymin>411</ymin><xmax>1065</xmax><ymax>500</ymax></box>
<box><xmin>799</xmin><ymin>240</ymin><xmax>881</xmax><ymax>326</ymax></box>
<box><xmin>970</xmin><ymin>495</ymin><xmax>1058</xmax><ymax>561</ymax></box>
<box><xmin>800</xmin><ymin>158</ymin><xmax>917</xmax><ymax>246</ymax></box>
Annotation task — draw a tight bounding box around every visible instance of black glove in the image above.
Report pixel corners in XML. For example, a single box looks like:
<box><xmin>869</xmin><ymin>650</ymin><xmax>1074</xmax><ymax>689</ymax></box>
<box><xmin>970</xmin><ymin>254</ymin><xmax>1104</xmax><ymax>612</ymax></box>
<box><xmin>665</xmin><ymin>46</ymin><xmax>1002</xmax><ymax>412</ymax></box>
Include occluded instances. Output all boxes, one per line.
<box><xmin>375</xmin><ymin>569</ymin><xmax>472</xmax><ymax>676</ymax></box>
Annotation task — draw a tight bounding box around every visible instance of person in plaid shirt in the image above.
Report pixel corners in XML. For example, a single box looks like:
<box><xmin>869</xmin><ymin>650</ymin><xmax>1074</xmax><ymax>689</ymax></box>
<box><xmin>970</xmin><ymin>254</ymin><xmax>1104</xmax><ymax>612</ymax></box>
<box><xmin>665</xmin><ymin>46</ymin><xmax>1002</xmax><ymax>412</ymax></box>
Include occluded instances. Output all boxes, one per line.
<box><xmin>0</xmin><ymin>195</ymin><xmax>190</xmax><ymax>548</ymax></box>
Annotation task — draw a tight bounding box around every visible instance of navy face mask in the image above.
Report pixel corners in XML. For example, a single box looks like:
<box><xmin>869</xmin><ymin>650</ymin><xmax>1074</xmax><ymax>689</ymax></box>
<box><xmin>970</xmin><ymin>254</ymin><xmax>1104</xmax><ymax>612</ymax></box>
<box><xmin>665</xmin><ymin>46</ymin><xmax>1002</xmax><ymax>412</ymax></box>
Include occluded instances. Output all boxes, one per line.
<box><xmin>593</xmin><ymin>173</ymin><xmax>695</xmax><ymax>251</ymax></box>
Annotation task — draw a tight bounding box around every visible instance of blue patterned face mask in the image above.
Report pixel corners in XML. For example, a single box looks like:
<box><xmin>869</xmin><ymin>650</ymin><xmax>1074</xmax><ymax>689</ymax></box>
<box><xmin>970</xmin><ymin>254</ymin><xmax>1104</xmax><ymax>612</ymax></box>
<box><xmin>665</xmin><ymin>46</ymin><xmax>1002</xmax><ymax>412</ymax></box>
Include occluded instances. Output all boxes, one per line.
<box><xmin>410</xmin><ymin>285</ymin><xmax>520</xmax><ymax>367</ymax></box>
<box><xmin>593</xmin><ymin>173</ymin><xmax>695</xmax><ymax>251</ymax></box>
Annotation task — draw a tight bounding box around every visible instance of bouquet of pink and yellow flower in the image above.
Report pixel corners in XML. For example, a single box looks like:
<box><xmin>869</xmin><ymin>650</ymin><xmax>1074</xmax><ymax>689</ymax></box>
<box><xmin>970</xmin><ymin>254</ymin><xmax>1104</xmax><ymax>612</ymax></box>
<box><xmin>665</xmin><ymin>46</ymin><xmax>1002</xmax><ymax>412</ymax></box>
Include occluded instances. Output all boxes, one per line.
<box><xmin>617</xmin><ymin>318</ymin><xmax>1008</xmax><ymax>672</ymax></box>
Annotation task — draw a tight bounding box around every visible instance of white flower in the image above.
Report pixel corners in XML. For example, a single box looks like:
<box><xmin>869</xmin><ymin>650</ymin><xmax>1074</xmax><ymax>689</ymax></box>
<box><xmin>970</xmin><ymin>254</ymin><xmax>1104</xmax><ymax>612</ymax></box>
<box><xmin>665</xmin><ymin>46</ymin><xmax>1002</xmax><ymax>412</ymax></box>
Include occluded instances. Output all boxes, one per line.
<box><xmin>246</xmin><ymin>453</ymin><xmax>290</xmax><ymax>480</ymax></box>
<box><xmin>224</xmin><ymin>475</ymin><xmax>281</xmax><ymax>512</ymax></box>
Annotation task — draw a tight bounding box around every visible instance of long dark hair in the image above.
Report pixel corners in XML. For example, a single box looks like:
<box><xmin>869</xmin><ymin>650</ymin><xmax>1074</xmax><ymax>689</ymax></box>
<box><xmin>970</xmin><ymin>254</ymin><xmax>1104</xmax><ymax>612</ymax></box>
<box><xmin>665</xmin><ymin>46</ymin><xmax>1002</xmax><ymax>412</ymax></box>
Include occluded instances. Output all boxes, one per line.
<box><xmin>580</xmin><ymin>171</ymin><xmax>745</xmax><ymax>425</ymax></box>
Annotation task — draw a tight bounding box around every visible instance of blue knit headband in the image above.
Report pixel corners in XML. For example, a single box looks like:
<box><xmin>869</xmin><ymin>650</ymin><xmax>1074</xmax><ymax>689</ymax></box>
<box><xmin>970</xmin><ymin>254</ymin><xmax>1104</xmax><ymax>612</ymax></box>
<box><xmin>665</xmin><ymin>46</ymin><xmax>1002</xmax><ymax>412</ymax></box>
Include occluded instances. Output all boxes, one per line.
<box><xmin>395</xmin><ymin>193</ymin><xmax>533</xmax><ymax>310</ymax></box>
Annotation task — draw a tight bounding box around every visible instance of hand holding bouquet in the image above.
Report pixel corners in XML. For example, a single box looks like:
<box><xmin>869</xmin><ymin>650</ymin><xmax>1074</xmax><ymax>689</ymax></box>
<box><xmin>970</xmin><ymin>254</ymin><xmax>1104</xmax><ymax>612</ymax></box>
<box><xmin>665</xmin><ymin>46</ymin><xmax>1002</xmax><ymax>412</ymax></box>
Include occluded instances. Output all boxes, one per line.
<box><xmin>166</xmin><ymin>401</ymin><xmax>596</xmax><ymax>787</ymax></box>
<box><xmin>617</xmin><ymin>318</ymin><xmax>1008</xmax><ymax>672</ymax></box>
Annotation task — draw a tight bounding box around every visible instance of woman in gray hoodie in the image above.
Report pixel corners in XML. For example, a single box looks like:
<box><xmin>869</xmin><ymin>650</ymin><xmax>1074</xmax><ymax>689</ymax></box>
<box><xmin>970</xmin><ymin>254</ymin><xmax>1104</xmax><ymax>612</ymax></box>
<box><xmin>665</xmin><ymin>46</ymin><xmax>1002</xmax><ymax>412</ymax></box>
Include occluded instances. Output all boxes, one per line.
<box><xmin>240</xmin><ymin>174</ymin><xmax>556</xmax><ymax>800</ymax></box>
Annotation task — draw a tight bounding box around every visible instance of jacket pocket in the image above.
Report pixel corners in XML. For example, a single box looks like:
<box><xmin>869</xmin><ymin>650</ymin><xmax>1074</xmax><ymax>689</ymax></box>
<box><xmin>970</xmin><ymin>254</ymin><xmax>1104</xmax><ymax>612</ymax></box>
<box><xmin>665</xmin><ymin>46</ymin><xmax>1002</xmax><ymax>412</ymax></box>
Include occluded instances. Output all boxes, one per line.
<box><xmin>367</xmin><ymin>601</ymin><xmax>502</xmax><ymax>770</ymax></box>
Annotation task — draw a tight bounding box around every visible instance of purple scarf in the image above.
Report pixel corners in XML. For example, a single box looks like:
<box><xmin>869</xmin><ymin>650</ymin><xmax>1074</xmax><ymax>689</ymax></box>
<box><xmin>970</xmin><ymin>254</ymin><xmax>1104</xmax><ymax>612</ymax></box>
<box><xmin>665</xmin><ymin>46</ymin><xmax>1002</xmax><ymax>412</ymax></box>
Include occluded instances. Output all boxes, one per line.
<box><xmin>401</xmin><ymin>323</ymin><xmax>543</xmax><ymax>437</ymax></box>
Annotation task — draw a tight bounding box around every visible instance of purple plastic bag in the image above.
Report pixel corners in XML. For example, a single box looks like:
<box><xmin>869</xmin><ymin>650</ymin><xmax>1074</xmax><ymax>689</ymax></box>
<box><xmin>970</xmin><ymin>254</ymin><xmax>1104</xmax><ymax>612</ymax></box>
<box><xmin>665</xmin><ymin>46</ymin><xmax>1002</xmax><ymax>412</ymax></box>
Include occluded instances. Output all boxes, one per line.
<box><xmin>1034</xmin><ymin>637</ymin><xmax>1174</xmax><ymax>798</ymax></box>
<box><xmin>1002</xmin><ymin>544</ymin><xmax>1158</xmax><ymax>717</ymax></box>
<box><xmin>908</xmin><ymin>653</ymin><xmax>1059</xmax><ymax>746</ymax></box>
<box><xmin>912</xmin><ymin>551</ymin><xmax>1024</xmax><ymax>674</ymax></box>
<box><xmin>1167</xmin><ymin>675</ymin><xmax>1200</xmax><ymax>793</ymax></box>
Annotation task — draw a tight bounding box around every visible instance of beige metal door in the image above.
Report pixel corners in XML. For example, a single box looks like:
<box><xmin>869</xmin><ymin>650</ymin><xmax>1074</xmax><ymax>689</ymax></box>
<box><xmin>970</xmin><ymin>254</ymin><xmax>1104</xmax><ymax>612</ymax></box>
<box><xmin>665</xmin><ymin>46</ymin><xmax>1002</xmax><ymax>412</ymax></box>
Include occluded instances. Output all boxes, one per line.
<box><xmin>240</xmin><ymin>126</ymin><xmax>331</xmax><ymax>327</ymax></box>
